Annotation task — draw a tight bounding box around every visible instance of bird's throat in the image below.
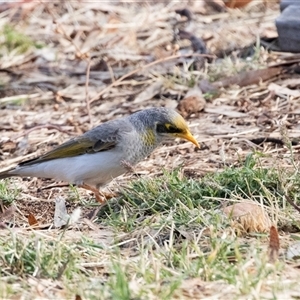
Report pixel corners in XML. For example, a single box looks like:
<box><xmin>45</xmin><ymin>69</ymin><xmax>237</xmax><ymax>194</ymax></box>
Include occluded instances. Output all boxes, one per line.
<box><xmin>141</xmin><ymin>128</ymin><xmax>156</xmax><ymax>146</ymax></box>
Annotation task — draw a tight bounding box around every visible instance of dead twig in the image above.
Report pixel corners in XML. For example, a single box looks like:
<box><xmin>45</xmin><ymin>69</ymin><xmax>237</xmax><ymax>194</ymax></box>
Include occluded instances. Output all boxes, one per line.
<box><xmin>15</xmin><ymin>124</ymin><xmax>74</xmax><ymax>139</ymax></box>
<box><xmin>107</xmin><ymin>60</ymin><xmax>115</xmax><ymax>83</ymax></box>
<box><xmin>250</xmin><ymin>137</ymin><xmax>299</xmax><ymax>146</ymax></box>
<box><xmin>50</xmin><ymin>15</ymin><xmax>92</xmax><ymax>126</ymax></box>
<box><xmin>85</xmin><ymin>58</ymin><xmax>92</xmax><ymax>126</ymax></box>
<box><xmin>89</xmin><ymin>53</ymin><xmax>214</xmax><ymax>104</ymax></box>
<box><xmin>284</xmin><ymin>194</ymin><xmax>300</xmax><ymax>214</ymax></box>
<box><xmin>53</xmin><ymin>22</ymin><xmax>88</xmax><ymax>59</ymax></box>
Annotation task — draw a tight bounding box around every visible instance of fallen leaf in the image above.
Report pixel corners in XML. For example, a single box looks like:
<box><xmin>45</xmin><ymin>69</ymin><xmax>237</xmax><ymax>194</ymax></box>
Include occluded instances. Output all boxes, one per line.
<box><xmin>268</xmin><ymin>83</ymin><xmax>300</xmax><ymax>97</ymax></box>
<box><xmin>268</xmin><ymin>225</ymin><xmax>280</xmax><ymax>262</ymax></box>
<box><xmin>28</xmin><ymin>213</ymin><xmax>38</xmax><ymax>227</ymax></box>
<box><xmin>224</xmin><ymin>0</ymin><xmax>253</xmax><ymax>8</ymax></box>
<box><xmin>54</xmin><ymin>197</ymin><xmax>69</xmax><ymax>228</ymax></box>
<box><xmin>54</xmin><ymin>197</ymin><xmax>81</xmax><ymax>228</ymax></box>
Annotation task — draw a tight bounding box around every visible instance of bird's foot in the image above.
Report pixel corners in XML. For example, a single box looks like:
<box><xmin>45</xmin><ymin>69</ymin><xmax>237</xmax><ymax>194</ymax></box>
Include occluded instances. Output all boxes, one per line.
<box><xmin>79</xmin><ymin>183</ymin><xmax>105</xmax><ymax>204</ymax></box>
<box><xmin>79</xmin><ymin>184</ymin><xmax>118</xmax><ymax>204</ymax></box>
<box><xmin>101</xmin><ymin>191</ymin><xmax>119</xmax><ymax>199</ymax></box>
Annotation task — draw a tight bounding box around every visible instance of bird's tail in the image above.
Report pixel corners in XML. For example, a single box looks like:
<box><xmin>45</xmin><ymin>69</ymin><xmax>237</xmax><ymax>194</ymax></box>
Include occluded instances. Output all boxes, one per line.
<box><xmin>0</xmin><ymin>168</ymin><xmax>16</xmax><ymax>180</ymax></box>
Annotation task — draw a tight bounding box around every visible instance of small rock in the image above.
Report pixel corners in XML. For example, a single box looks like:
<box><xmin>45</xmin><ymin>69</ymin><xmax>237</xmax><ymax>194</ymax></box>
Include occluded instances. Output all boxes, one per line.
<box><xmin>223</xmin><ymin>202</ymin><xmax>271</xmax><ymax>234</ymax></box>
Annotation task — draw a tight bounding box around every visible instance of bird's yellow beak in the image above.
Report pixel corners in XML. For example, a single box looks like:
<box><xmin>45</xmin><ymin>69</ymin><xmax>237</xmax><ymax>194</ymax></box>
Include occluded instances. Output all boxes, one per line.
<box><xmin>177</xmin><ymin>130</ymin><xmax>200</xmax><ymax>148</ymax></box>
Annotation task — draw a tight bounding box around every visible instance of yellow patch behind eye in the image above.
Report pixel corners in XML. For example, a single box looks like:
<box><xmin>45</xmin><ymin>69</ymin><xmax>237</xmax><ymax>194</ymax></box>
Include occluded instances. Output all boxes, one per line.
<box><xmin>141</xmin><ymin>128</ymin><xmax>156</xmax><ymax>146</ymax></box>
<box><xmin>172</xmin><ymin>114</ymin><xmax>188</xmax><ymax>132</ymax></box>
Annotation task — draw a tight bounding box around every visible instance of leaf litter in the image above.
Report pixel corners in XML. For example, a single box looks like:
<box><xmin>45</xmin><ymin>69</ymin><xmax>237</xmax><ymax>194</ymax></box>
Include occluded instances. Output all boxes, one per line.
<box><xmin>1</xmin><ymin>1</ymin><xmax>300</xmax><ymax>298</ymax></box>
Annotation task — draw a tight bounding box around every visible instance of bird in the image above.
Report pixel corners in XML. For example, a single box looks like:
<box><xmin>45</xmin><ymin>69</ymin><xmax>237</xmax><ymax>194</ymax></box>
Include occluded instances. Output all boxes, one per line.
<box><xmin>0</xmin><ymin>107</ymin><xmax>199</xmax><ymax>203</ymax></box>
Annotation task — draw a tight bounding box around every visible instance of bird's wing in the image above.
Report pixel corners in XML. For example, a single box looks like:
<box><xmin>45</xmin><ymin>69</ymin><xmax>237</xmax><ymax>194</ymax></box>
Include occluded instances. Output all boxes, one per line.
<box><xmin>19</xmin><ymin>119</ymin><xmax>131</xmax><ymax>167</ymax></box>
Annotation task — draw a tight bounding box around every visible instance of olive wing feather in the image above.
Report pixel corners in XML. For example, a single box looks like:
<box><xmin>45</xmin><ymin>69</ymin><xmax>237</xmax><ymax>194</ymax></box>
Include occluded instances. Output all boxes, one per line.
<box><xmin>19</xmin><ymin>119</ymin><xmax>130</xmax><ymax>167</ymax></box>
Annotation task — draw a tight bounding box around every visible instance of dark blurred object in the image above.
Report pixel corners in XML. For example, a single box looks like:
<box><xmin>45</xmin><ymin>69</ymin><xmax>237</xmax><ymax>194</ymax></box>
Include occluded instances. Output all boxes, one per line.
<box><xmin>178</xmin><ymin>30</ymin><xmax>207</xmax><ymax>54</ymax></box>
<box><xmin>177</xmin><ymin>30</ymin><xmax>208</xmax><ymax>70</ymax></box>
<box><xmin>259</xmin><ymin>37</ymin><xmax>281</xmax><ymax>52</ymax></box>
<box><xmin>204</xmin><ymin>0</ymin><xmax>227</xmax><ymax>12</ymax></box>
<box><xmin>223</xmin><ymin>0</ymin><xmax>253</xmax><ymax>8</ymax></box>
<box><xmin>280</xmin><ymin>0</ymin><xmax>300</xmax><ymax>11</ymax></box>
<box><xmin>175</xmin><ymin>8</ymin><xmax>193</xmax><ymax>22</ymax></box>
<box><xmin>276</xmin><ymin>5</ymin><xmax>300</xmax><ymax>52</ymax></box>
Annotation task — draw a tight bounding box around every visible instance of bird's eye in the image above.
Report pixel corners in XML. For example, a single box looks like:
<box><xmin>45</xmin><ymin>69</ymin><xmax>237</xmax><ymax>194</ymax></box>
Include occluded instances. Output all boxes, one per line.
<box><xmin>165</xmin><ymin>123</ymin><xmax>179</xmax><ymax>133</ymax></box>
<box><xmin>156</xmin><ymin>123</ymin><xmax>181</xmax><ymax>134</ymax></box>
<box><xmin>156</xmin><ymin>123</ymin><xmax>167</xmax><ymax>133</ymax></box>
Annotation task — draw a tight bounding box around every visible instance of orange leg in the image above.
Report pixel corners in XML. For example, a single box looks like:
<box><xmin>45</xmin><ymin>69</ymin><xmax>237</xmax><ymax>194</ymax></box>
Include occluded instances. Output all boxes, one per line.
<box><xmin>78</xmin><ymin>183</ymin><xmax>105</xmax><ymax>204</ymax></box>
<box><xmin>101</xmin><ymin>191</ymin><xmax>119</xmax><ymax>199</ymax></box>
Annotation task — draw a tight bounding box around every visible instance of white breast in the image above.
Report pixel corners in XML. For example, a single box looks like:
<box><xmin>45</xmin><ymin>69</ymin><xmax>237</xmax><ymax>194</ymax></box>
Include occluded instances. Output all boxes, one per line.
<box><xmin>14</xmin><ymin>148</ymin><xmax>126</xmax><ymax>187</ymax></box>
<box><xmin>12</xmin><ymin>128</ymin><xmax>161</xmax><ymax>187</ymax></box>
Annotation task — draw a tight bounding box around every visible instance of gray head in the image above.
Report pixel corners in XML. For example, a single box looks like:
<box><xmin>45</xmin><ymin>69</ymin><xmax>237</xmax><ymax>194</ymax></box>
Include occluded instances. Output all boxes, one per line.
<box><xmin>128</xmin><ymin>107</ymin><xmax>199</xmax><ymax>147</ymax></box>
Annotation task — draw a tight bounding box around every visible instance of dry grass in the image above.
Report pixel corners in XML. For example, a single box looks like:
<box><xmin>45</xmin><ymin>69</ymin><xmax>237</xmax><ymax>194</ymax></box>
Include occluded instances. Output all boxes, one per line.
<box><xmin>1</xmin><ymin>1</ymin><xmax>300</xmax><ymax>299</ymax></box>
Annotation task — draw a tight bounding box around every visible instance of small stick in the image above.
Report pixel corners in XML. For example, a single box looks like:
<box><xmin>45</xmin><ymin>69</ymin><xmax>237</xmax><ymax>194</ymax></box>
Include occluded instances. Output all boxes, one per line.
<box><xmin>89</xmin><ymin>53</ymin><xmax>214</xmax><ymax>104</ymax></box>
<box><xmin>285</xmin><ymin>194</ymin><xmax>300</xmax><ymax>214</ymax></box>
<box><xmin>15</xmin><ymin>124</ymin><xmax>74</xmax><ymax>139</ymax></box>
<box><xmin>85</xmin><ymin>58</ymin><xmax>92</xmax><ymax>126</ymax></box>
